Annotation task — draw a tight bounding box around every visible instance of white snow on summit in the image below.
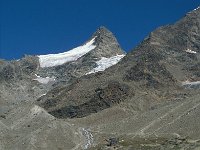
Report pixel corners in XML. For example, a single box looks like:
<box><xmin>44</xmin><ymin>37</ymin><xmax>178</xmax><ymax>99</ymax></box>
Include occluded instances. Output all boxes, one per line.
<box><xmin>38</xmin><ymin>37</ymin><xmax>96</xmax><ymax>68</ymax></box>
<box><xmin>87</xmin><ymin>54</ymin><xmax>125</xmax><ymax>74</ymax></box>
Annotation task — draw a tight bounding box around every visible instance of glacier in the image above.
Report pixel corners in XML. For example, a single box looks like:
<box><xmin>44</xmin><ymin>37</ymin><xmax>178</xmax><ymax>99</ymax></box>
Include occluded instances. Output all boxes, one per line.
<box><xmin>38</xmin><ymin>37</ymin><xmax>96</xmax><ymax>68</ymax></box>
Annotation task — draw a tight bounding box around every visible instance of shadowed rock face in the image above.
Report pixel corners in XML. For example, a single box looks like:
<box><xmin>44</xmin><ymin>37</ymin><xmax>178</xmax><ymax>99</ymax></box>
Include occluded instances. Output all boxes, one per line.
<box><xmin>0</xmin><ymin>56</ymin><xmax>39</xmax><ymax>81</ymax></box>
<box><xmin>0</xmin><ymin>63</ymin><xmax>16</xmax><ymax>80</ymax></box>
<box><xmin>49</xmin><ymin>81</ymin><xmax>132</xmax><ymax>118</ymax></box>
<box><xmin>124</xmin><ymin>61</ymin><xmax>175</xmax><ymax>88</ymax></box>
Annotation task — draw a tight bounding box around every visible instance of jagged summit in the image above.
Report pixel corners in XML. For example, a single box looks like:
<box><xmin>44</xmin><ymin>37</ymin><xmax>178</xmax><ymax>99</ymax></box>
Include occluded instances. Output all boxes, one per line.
<box><xmin>34</xmin><ymin>26</ymin><xmax>125</xmax><ymax>80</ymax></box>
<box><xmin>90</xmin><ymin>26</ymin><xmax>125</xmax><ymax>58</ymax></box>
<box><xmin>93</xmin><ymin>26</ymin><xmax>111</xmax><ymax>36</ymax></box>
<box><xmin>37</xmin><ymin>26</ymin><xmax>125</xmax><ymax>68</ymax></box>
<box><xmin>92</xmin><ymin>26</ymin><xmax>115</xmax><ymax>41</ymax></box>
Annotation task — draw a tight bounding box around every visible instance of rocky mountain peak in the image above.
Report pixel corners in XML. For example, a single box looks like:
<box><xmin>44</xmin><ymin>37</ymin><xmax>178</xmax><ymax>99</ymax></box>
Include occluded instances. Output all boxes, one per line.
<box><xmin>88</xmin><ymin>26</ymin><xmax>125</xmax><ymax>58</ymax></box>
<box><xmin>93</xmin><ymin>26</ymin><xmax>113</xmax><ymax>39</ymax></box>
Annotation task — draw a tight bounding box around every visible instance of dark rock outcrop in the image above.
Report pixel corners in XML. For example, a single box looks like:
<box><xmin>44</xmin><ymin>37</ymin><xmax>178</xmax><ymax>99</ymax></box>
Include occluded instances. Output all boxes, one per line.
<box><xmin>46</xmin><ymin>81</ymin><xmax>132</xmax><ymax>118</ymax></box>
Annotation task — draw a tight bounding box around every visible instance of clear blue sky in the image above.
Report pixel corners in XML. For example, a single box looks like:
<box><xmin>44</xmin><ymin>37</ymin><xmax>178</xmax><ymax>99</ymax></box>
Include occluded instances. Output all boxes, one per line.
<box><xmin>0</xmin><ymin>0</ymin><xmax>199</xmax><ymax>60</ymax></box>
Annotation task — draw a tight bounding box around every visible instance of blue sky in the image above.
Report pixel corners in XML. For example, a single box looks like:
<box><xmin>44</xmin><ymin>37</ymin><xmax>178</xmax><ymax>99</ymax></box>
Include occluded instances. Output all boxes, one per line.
<box><xmin>0</xmin><ymin>0</ymin><xmax>199</xmax><ymax>60</ymax></box>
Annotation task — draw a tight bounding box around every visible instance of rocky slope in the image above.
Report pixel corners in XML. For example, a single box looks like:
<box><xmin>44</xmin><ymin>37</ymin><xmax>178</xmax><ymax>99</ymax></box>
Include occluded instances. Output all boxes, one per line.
<box><xmin>1</xmin><ymin>7</ymin><xmax>200</xmax><ymax>150</ymax></box>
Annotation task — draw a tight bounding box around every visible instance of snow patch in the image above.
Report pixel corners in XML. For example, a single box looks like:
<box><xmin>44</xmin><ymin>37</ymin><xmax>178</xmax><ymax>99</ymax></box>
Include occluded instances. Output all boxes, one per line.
<box><xmin>182</xmin><ymin>80</ymin><xmax>200</xmax><ymax>89</ymax></box>
<box><xmin>185</xmin><ymin>49</ymin><xmax>197</xmax><ymax>54</ymax></box>
<box><xmin>30</xmin><ymin>105</ymin><xmax>43</xmax><ymax>115</ymax></box>
<box><xmin>33</xmin><ymin>74</ymin><xmax>55</xmax><ymax>84</ymax></box>
<box><xmin>38</xmin><ymin>37</ymin><xmax>96</xmax><ymax>68</ymax></box>
<box><xmin>193</xmin><ymin>6</ymin><xmax>200</xmax><ymax>11</ymax></box>
<box><xmin>182</xmin><ymin>80</ymin><xmax>200</xmax><ymax>86</ymax></box>
<box><xmin>40</xmin><ymin>93</ymin><xmax>47</xmax><ymax>97</ymax></box>
<box><xmin>87</xmin><ymin>54</ymin><xmax>125</xmax><ymax>74</ymax></box>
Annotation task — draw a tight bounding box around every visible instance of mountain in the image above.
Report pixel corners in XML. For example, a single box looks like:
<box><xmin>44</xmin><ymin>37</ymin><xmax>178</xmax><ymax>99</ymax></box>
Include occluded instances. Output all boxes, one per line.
<box><xmin>0</xmin><ymin>26</ymin><xmax>126</xmax><ymax>150</ymax></box>
<box><xmin>39</xmin><ymin>8</ymin><xmax>200</xmax><ymax>119</ymax></box>
<box><xmin>0</xmin><ymin>7</ymin><xmax>200</xmax><ymax>150</ymax></box>
<box><xmin>38</xmin><ymin>7</ymin><xmax>200</xmax><ymax>149</ymax></box>
<box><xmin>0</xmin><ymin>26</ymin><xmax>125</xmax><ymax>113</ymax></box>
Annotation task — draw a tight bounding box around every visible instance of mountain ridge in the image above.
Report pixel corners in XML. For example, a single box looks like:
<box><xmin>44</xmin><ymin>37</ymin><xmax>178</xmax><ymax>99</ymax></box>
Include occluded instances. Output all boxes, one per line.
<box><xmin>0</xmin><ymin>8</ymin><xmax>200</xmax><ymax>150</ymax></box>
